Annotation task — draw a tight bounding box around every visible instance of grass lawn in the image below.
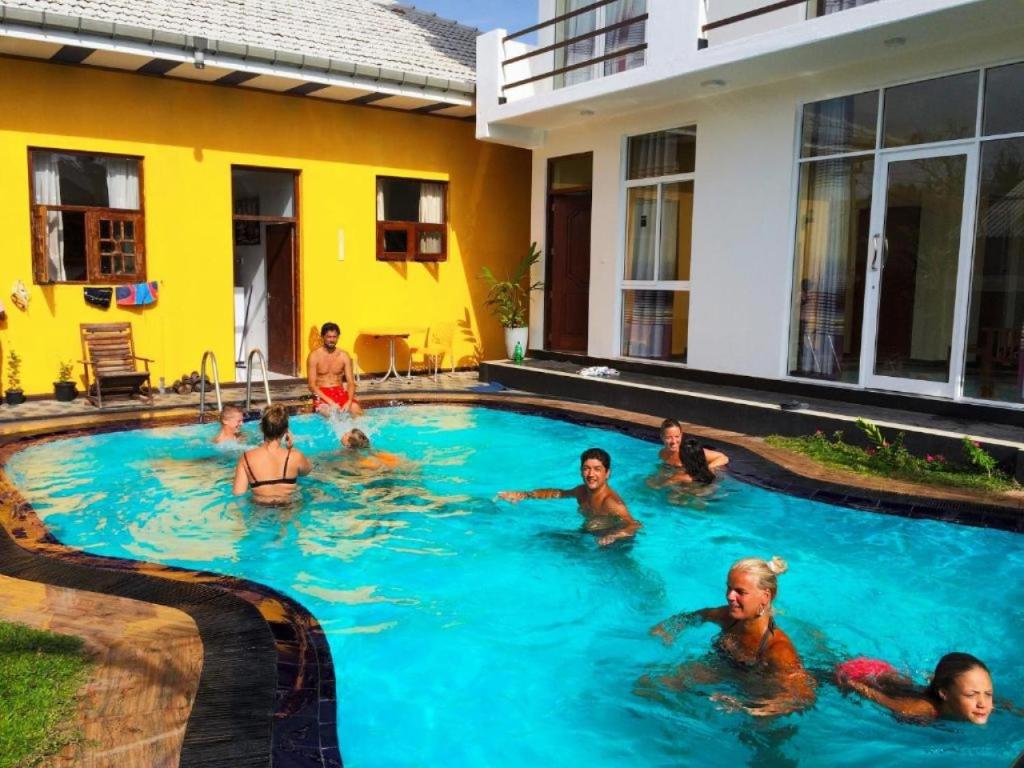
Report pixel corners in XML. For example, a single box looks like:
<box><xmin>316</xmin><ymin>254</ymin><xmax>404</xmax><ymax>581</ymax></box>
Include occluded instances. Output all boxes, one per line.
<box><xmin>0</xmin><ymin>621</ymin><xmax>92</xmax><ymax>768</ymax></box>
<box><xmin>766</xmin><ymin>427</ymin><xmax>1019</xmax><ymax>496</ymax></box>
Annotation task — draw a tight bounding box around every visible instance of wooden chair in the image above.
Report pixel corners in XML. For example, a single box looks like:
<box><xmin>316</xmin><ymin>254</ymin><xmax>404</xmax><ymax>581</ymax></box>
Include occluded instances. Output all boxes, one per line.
<box><xmin>80</xmin><ymin>323</ymin><xmax>154</xmax><ymax>408</ymax></box>
<box><xmin>406</xmin><ymin>323</ymin><xmax>455</xmax><ymax>382</ymax></box>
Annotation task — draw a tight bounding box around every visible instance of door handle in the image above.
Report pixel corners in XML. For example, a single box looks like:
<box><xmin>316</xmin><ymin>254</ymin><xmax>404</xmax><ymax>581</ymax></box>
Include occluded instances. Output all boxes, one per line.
<box><xmin>881</xmin><ymin>237</ymin><xmax>889</xmax><ymax>270</ymax></box>
<box><xmin>870</xmin><ymin>234</ymin><xmax>881</xmax><ymax>271</ymax></box>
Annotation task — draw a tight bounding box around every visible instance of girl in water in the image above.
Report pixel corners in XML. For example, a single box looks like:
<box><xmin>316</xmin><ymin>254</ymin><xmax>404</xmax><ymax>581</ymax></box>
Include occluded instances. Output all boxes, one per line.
<box><xmin>232</xmin><ymin>404</ymin><xmax>312</xmax><ymax>503</ymax></box>
<box><xmin>837</xmin><ymin>652</ymin><xmax>995</xmax><ymax>724</ymax></box>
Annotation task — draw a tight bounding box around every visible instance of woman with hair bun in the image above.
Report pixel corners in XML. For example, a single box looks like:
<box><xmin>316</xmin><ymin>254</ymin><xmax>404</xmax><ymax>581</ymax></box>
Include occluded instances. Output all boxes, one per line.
<box><xmin>649</xmin><ymin>555</ymin><xmax>815</xmax><ymax>716</ymax></box>
<box><xmin>836</xmin><ymin>652</ymin><xmax>997</xmax><ymax>724</ymax></box>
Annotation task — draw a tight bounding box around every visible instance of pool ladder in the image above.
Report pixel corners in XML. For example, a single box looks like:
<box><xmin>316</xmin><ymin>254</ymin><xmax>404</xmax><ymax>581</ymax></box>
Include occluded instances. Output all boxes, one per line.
<box><xmin>244</xmin><ymin>348</ymin><xmax>273</xmax><ymax>412</ymax></box>
<box><xmin>198</xmin><ymin>350</ymin><xmax>222</xmax><ymax>424</ymax></box>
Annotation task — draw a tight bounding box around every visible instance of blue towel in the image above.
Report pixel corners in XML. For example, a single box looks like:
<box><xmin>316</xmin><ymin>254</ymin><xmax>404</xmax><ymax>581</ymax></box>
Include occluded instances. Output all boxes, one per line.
<box><xmin>83</xmin><ymin>287</ymin><xmax>113</xmax><ymax>308</ymax></box>
<box><xmin>115</xmin><ymin>281</ymin><xmax>158</xmax><ymax>306</ymax></box>
<box><xmin>468</xmin><ymin>382</ymin><xmax>506</xmax><ymax>393</ymax></box>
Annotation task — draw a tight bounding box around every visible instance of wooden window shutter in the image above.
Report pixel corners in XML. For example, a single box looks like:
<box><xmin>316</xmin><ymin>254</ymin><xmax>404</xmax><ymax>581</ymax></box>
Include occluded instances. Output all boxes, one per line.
<box><xmin>30</xmin><ymin>205</ymin><xmax>51</xmax><ymax>284</ymax></box>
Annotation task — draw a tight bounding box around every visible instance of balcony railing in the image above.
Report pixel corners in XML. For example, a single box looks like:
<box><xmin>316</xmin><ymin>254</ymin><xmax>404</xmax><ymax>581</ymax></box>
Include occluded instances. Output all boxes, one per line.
<box><xmin>500</xmin><ymin>0</ymin><xmax>648</xmax><ymax>100</ymax></box>
<box><xmin>702</xmin><ymin>0</ymin><xmax>881</xmax><ymax>44</ymax></box>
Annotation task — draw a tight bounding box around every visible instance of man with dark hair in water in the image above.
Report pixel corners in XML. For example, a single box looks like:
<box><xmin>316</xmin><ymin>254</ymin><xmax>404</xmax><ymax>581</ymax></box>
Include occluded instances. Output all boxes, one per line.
<box><xmin>498</xmin><ymin>447</ymin><xmax>640</xmax><ymax>546</ymax></box>
<box><xmin>307</xmin><ymin>321</ymin><xmax>364</xmax><ymax>417</ymax></box>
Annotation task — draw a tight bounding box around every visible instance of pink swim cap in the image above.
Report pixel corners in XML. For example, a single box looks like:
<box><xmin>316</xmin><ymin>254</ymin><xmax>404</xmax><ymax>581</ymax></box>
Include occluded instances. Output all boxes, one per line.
<box><xmin>836</xmin><ymin>657</ymin><xmax>899</xmax><ymax>685</ymax></box>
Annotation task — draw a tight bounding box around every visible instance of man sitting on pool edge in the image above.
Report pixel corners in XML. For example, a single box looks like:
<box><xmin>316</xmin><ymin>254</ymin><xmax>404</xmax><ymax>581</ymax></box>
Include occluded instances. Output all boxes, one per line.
<box><xmin>498</xmin><ymin>448</ymin><xmax>640</xmax><ymax>547</ymax></box>
<box><xmin>307</xmin><ymin>321</ymin><xmax>364</xmax><ymax>417</ymax></box>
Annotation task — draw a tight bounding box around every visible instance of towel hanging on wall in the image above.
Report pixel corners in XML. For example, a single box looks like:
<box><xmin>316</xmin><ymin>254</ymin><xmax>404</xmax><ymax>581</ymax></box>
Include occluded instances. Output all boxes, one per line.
<box><xmin>83</xmin><ymin>287</ymin><xmax>113</xmax><ymax>309</ymax></box>
<box><xmin>116</xmin><ymin>281</ymin><xmax>159</xmax><ymax>307</ymax></box>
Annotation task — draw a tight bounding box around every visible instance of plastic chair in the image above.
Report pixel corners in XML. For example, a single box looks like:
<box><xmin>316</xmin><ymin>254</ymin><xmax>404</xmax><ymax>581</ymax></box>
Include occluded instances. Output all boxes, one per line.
<box><xmin>407</xmin><ymin>323</ymin><xmax>455</xmax><ymax>381</ymax></box>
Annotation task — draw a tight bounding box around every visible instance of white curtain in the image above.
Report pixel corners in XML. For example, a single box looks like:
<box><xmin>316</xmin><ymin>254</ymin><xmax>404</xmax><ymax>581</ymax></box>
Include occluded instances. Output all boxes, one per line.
<box><xmin>558</xmin><ymin>0</ymin><xmax>596</xmax><ymax>88</ymax></box>
<box><xmin>604</xmin><ymin>0</ymin><xmax>646</xmax><ymax>75</ymax></box>
<box><xmin>418</xmin><ymin>183</ymin><xmax>444</xmax><ymax>255</ymax></box>
<box><xmin>376</xmin><ymin>181</ymin><xmax>387</xmax><ymax>220</ymax></box>
<box><xmin>105</xmin><ymin>159</ymin><xmax>139</xmax><ymax>210</ymax></box>
<box><xmin>32</xmin><ymin>152</ymin><xmax>65</xmax><ymax>282</ymax></box>
<box><xmin>629</xmin><ymin>129</ymin><xmax>689</xmax><ymax>180</ymax></box>
<box><xmin>625</xmin><ymin>187</ymin><xmax>657</xmax><ymax>280</ymax></box>
<box><xmin>623</xmin><ymin>290</ymin><xmax>673</xmax><ymax>358</ymax></box>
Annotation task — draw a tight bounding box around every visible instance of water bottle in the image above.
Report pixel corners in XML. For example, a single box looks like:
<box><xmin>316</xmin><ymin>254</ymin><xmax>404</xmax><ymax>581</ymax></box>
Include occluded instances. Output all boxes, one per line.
<box><xmin>513</xmin><ymin>341</ymin><xmax>524</xmax><ymax>364</ymax></box>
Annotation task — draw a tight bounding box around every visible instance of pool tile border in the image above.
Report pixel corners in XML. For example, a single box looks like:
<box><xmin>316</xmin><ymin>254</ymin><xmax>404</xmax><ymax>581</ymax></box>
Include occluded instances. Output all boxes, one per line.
<box><xmin>0</xmin><ymin>393</ymin><xmax>1020</xmax><ymax>767</ymax></box>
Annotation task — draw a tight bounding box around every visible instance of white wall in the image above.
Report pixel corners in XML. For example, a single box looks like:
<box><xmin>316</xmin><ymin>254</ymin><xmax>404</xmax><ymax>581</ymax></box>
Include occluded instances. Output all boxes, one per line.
<box><xmin>526</xmin><ymin>32</ymin><xmax>1024</xmax><ymax>380</ymax></box>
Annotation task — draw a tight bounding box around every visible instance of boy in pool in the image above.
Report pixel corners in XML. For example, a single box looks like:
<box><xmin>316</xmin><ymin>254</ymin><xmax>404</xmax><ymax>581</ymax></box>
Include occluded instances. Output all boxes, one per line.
<box><xmin>340</xmin><ymin>429</ymin><xmax>401</xmax><ymax>470</ymax></box>
<box><xmin>498</xmin><ymin>447</ymin><xmax>640</xmax><ymax>546</ymax></box>
<box><xmin>212</xmin><ymin>405</ymin><xmax>245</xmax><ymax>444</ymax></box>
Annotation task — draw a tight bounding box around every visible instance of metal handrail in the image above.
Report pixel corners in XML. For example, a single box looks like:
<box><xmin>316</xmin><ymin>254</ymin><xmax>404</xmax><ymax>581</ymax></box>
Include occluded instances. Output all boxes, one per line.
<box><xmin>245</xmin><ymin>349</ymin><xmax>272</xmax><ymax>412</ymax></box>
<box><xmin>198</xmin><ymin>350</ymin><xmax>223</xmax><ymax>423</ymax></box>
<box><xmin>702</xmin><ymin>0</ymin><xmax>807</xmax><ymax>32</ymax></box>
<box><xmin>504</xmin><ymin>0</ymin><xmax>620</xmax><ymax>42</ymax></box>
<box><xmin>504</xmin><ymin>42</ymin><xmax>646</xmax><ymax>92</ymax></box>
<box><xmin>503</xmin><ymin>13</ymin><xmax>649</xmax><ymax>66</ymax></box>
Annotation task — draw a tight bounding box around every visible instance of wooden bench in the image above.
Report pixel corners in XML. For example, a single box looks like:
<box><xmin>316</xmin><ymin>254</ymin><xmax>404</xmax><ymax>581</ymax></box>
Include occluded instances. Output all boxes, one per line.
<box><xmin>80</xmin><ymin>323</ymin><xmax>154</xmax><ymax>408</ymax></box>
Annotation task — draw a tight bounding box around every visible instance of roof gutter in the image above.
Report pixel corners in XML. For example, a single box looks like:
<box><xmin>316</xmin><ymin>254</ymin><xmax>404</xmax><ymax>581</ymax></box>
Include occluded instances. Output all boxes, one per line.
<box><xmin>0</xmin><ymin>5</ymin><xmax>475</xmax><ymax>104</ymax></box>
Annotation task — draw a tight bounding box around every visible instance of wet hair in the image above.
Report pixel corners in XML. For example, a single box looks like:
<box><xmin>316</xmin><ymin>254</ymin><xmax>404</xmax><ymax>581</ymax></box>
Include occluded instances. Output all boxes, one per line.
<box><xmin>925</xmin><ymin>653</ymin><xmax>990</xmax><ymax>703</ymax></box>
<box><xmin>680</xmin><ymin>438</ymin><xmax>715</xmax><ymax>484</ymax></box>
<box><xmin>346</xmin><ymin>429</ymin><xmax>370</xmax><ymax>449</ymax></box>
<box><xmin>219</xmin><ymin>404</ymin><xmax>243</xmax><ymax>424</ymax></box>
<box><xmin>660</xmin><ymin>418</ymin><xmax>683</xmax><ymax>435</ymax></box>
<box><xmin>580</xmin><ymin>447</ymin><xmax>611</xmax><ymax>471</ymax></box>
<box><xmin>729</xmin><ymin>556</ymin><xmax>788</xmax><ymax>598</ymax></box>
<box><xmin>321</xmin><ymin>322</ymin><xmax>341</xmax><ymax>337</ymax></box>
<box><xmin>260</xmin><ymin>404</ymin><xmax>289</xmax><ymax>442</ymax></box>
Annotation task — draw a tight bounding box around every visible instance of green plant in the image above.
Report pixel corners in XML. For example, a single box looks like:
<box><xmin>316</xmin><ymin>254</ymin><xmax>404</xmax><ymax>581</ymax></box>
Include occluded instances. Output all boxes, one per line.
<box><xmin>57</xmin><ymin>360</ymin><xmax>74</xmax><ymax>384</ymax></box>
<box><xmin>481</xmin><ymin>243</ymin><xmax>544</xmax><ymax>328</ymax></box>
<box><xmin>962</xmin><ymin>437</ymin><xmax>998</xmax><ymax>477</ymax></box>
<box><xmin>5</xmin><ymin>350</ymin><xmax>21</xmax><ymax>391</ymax></box>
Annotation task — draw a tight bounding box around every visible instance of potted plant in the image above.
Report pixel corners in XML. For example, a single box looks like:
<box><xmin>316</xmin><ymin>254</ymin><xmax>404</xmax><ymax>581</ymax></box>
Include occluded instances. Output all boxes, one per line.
<box><xmin>481</xmin><ymin>242</ymin><xmax>544</xmax><ymax>359</ymax></box>
<box><xmin>54</xmin><ymin>359</ymin><xmax>77</xmax><ymax>402</ymax></box>
<box><xmin>5</xmin><ymin>350</ymin><xmax>25</xmax><ymax>406</ymax></box>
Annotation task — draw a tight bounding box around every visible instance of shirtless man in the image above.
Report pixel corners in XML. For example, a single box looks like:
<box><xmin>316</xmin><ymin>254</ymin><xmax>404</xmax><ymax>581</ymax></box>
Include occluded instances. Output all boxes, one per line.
<box><xmin>307</xmin><ymin>322</ymin><xmax>364</xmax><ymax>416</ymax></box>
<box><xmin>498</xmin><ymin>448</ymin><xmax>640</xmax><ymax>546</ymax></box>
<box><xmin>658</xmin><ymin>418</ymin><xmax>729</xmax><ymax>471</ymax></box>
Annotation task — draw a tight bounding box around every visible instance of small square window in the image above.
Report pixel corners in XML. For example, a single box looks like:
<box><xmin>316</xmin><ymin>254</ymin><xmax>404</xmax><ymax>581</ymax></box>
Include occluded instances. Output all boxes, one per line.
<box><xmin>376</xmin><ymin>177</ymin><xmax>448</xmax><ymax>261</ymax></box>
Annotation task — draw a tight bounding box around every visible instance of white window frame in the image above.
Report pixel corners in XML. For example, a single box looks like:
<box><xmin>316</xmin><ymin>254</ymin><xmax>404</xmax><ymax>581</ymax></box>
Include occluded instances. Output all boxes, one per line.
<box><xmin>615</xmin><ymin>126</ymin><xmax>697</xmax><ymax>363</ymax></box>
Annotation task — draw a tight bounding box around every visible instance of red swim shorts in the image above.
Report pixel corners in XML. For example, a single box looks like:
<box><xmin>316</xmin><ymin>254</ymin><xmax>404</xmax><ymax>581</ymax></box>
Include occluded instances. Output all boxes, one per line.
<box><xmin>314</xmin><ymin>386</ymin><xmax>353</xmax><ymax>410</ymax></box>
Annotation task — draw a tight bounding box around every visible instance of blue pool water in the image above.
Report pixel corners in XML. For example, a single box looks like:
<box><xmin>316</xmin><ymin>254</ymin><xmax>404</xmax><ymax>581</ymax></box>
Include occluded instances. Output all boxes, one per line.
<box><xmin>6</xmin><ymin>405</ymin><xmax>1023</xmax><ymax>767</ymax></box>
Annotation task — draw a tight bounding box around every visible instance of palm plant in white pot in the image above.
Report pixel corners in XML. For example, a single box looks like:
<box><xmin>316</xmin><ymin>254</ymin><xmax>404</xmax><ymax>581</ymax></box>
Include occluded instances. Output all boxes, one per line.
<box><xmin>481</xmin><ymin>243</ymin><xmax>543</xmax><ymax>359</ymax></box>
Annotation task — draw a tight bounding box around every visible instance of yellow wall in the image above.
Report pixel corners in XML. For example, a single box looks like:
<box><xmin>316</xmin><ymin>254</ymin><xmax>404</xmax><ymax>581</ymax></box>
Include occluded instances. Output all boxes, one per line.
<box><xmin>0</xmin><ymin>57</ymin><xmax>531</xmax><ymax>395</ymax></box>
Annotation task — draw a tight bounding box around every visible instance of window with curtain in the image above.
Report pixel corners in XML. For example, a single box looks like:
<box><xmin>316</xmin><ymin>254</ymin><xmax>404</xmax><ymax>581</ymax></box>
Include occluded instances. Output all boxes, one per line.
<box><xmin>621</xmin><ymin>126</ymin><xmax>695</xmax><ymax>362</ymax></box>
<box><xmin>29</xmin><ymin>150</ymin><xmax>144</xmax><ymax>284</ymax></box>
<box><xmin>376</xmin><ymin>177</ymin><xmax>448</xmax><ymax>261</ymax></box>
<box><xmin>554</xmin><ymin>0</ymin><xmax>646</xmax><ymax>89</ymax></box>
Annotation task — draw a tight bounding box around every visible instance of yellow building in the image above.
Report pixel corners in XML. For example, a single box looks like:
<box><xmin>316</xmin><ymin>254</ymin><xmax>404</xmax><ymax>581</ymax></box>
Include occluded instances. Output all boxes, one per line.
<box><xmin>0</xmin><ymin>1</ymin><xmax>529</xmax><ymax>396</ymax></box>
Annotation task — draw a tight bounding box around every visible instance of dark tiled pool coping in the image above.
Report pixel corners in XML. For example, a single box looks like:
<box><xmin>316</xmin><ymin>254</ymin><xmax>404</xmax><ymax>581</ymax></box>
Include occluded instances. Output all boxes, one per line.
<box><xmin>0</xmin><ymin>394</ymin><xmax>1020</xmax><ymax>768</ymax></box>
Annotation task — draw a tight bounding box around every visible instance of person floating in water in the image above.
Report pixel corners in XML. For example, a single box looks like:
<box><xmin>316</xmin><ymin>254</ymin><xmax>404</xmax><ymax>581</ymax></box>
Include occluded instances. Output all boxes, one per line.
<box><xmin>498</xmin><ymin>447</ymin><xmax>641</xmax><ymax>546</ymax></box>
<box><xmin>307</xmin><ymin>321</ymin><xmax>363</xmax><ymax>417</ymax></box>
<box><xmin>664</xmin><ymin>438</ymin><xmax>718</xmax><ymax>486</ymax></box>
<box><xmin>340</xmin><ymin>428</ymin><xmax>401</xmax><ymax>471</ymax></box>
<box><xmin>232</xmin><ymin>404</ymin><xmax>312</xmax><ymax>502</ymax></box>
<box><xmin>213</xmin><ymin>404</ymin><xmax>244</xmax><ymax>444</ymax></box>
<box><xmin>836</xmin><ymin>652</ymin><xmax>997</xmax><ymax>724</ymax></box>
<box><xmin>649</xmin><ymin>555</ymin><xmax>815</xmax><ymax>716</ymax></box>
<box><xmin>658</xmin><ymin>418</ymin><xmax>729</xmax><ymax>472</ymax></box>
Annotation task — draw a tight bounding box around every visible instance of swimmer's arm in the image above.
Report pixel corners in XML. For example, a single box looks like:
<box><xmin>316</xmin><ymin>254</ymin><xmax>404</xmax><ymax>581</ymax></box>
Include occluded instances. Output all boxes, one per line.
<box><xmin>649</xmin><ymin>606</ymin><xmax>726</xmax><ymax>645</ymax></box>
<box><xmin>498</xmin><ymin>488</ymin><xmax>574</xmax><ymax>502</ymax></box>
<box><xmin>596</xmin><ymin>499</ymin><xmax>641</xmax><ymax>546</ymax></box>
<box><xmin>231</xmin><ymin>458</ymin><xmax>249</xmax><ymax>496</ymax></box>
<box><xmin>844</xmin><ymin>680</ymin><xmax>936</xmax><ymax>719</ymax></box>
<box><xmin>747</xmin><ymin>647</ymin><xmax>817</xmax><ymax>716</ymax></box>
<box><xmin>705</xmin><ymin>448</ymin><xmax>729</xmax><ymax>471</ymax></box>
<box><xmin>295</xmin><ymin>451</ymin><xmax>313</xmax><ymax>477</ymax></box>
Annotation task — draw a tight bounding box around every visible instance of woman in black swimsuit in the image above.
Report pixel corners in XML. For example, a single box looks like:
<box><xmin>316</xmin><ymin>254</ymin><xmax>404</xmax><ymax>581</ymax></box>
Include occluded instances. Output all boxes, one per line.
<box><xmin>232</xmin><ymin>404</ymin><xmax>312</xmax><ymax>502</ymax></box>
<box><xmin>648</xmin><ymin>556</ymin><xmax>816</xmax><ymax>716</ymax></box>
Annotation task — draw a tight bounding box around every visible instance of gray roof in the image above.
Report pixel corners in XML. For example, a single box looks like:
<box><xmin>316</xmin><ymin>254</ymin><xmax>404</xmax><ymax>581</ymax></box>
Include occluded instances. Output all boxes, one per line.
<box><xmin>2</xmin><ymin>0</ymin><xmax>478</xmax><ymax>85</ymax></box>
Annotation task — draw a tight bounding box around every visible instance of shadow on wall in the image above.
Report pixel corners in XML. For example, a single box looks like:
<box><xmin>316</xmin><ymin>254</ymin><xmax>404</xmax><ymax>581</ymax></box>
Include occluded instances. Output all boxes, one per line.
<box><xmin>458</xmin><ymin>307</ymin><xmax>483</xmax><ymax>368</ymax></box>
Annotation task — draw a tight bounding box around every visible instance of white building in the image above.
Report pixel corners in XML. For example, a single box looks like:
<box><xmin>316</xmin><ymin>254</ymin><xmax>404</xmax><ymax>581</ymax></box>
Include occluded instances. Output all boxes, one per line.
<box><xmin>476</xmin><ymin>0</ymin><xmax>1024</xmax><ymax>410</ymax></box>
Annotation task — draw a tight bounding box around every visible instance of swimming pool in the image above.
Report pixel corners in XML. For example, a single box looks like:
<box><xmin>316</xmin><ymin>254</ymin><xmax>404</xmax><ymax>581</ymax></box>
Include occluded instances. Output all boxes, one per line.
<box><xmin>5</xmin><ymin>404</ymin><xmax>1022</xmax><ymax>767</ymax></box>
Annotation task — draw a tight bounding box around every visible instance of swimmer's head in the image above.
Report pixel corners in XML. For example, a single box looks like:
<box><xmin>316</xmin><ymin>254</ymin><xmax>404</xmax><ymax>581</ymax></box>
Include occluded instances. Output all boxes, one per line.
<box><xmin>927</xmin><ymin>653</ymin><xmax>993</xmax><ymax>725</ymax></box>
<box><xmin>220</xmin><ymin>405</ymin><xmax>244</xmax><ymax>428</ymax></box>
<box><xmin>260</xmin><ymin>404</ymin><xmax>290</xmax><ymax>442</ymax></box>
<box><xmin>680</xmin><ymin>438</ymin><xmax>714</xmax><ymax>483</ymax></box>
<box><xmin>660</xmin><ymin>418</ymin><xmax>683</xmax><ymax>451</ymax></box>
<box><xmin>341</xmin><ymin>429</ymin><xmax>370</xmax><ymax>449</ymax></box>
<box><xmin>580</xmin><ymin>448</ymin><xmax>611</xmax><ymax>491</ymax></box>
<box><xmin>321</xmin><ymin>322</ymin><xmax>341</xmax><ymax>348</ymax></box>
<box><xmin>580</xmin><ymin>447</ymin><xmax>610</xmax><ymax>471</ymax></box>
<box><xmin>729</xmin><ymin>556</ymin><xmax>788</xmax><ymax>598</ymax></box>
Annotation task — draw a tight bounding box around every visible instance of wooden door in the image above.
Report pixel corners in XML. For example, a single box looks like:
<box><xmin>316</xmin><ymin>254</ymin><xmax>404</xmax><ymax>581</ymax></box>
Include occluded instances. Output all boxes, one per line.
<box><xmin>266</xmin><ymin>223</ymin><xmax>296</xmax><ymax>375</ymax></box>
<box><xmin>547</xmin><ymin>193</ymin><xmax>591</xmax><ymax>352</ymax></box>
